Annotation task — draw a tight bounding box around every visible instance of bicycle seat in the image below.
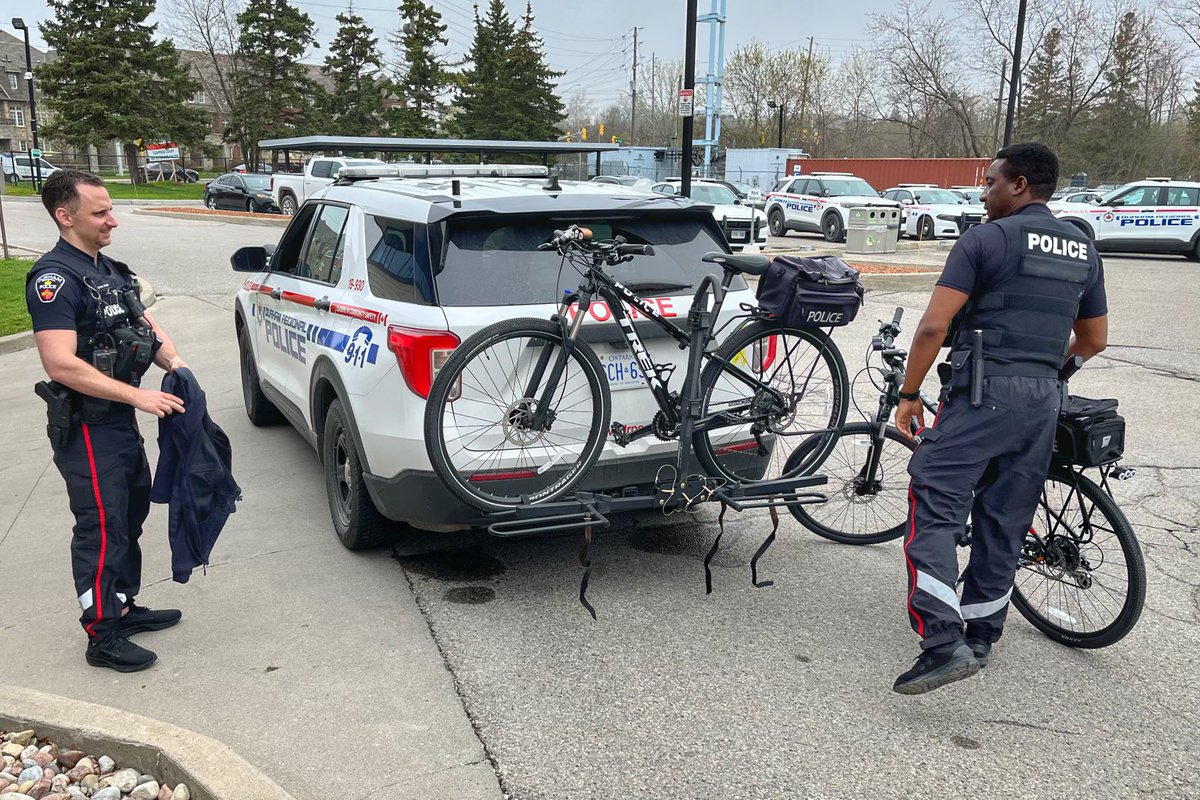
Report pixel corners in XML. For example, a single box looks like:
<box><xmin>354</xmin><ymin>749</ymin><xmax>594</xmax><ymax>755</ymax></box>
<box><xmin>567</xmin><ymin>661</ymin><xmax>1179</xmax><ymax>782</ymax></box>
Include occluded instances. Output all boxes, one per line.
<box><xmin>702</xmin><ymin>251</ymin><xmax>771</xmax><ymax>276</ymax></box>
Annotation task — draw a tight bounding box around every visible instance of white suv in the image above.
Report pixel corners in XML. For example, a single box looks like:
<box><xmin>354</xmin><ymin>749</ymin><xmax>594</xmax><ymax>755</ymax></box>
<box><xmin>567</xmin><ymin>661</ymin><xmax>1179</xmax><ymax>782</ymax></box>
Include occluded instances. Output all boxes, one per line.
<box><xmin>230</xmin><ymin>165</ymin><xmax>755</xmax><ymax>547</ymax></box>
<box><xmin>881</xmin><ymin>185</ymin><xmax>985</xmax><ymax>239</ymax></box>
<box><xmin>650</xmin><ymin>178</ymin><xmax>768</xmax><ymax>251</ymax></box>
<box><xmin>764</xmin><ymin>172</ymin><xmax>899</xmax><ymax>242</ymax></box>
<box><xmin>1053</xmin><ymin>178</ymin><xmax>1200</xmax><ymax>260</ymax></box>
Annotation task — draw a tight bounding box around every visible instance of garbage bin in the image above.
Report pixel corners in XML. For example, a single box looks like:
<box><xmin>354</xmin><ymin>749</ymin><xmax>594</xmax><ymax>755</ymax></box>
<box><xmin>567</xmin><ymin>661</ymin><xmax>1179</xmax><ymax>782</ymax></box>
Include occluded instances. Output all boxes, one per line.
<box><xmin>845</xmin><ymin>207</ymin><xmax>900</xmax><ymax>254</ymax></box>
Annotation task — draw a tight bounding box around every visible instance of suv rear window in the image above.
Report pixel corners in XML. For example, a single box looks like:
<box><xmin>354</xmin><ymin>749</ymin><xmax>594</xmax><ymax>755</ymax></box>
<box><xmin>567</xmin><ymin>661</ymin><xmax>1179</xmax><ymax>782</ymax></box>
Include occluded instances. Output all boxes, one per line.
<box><xmin>436</xmin><ymin>214</ymin><xmax>741</xmax><ymax>306</ymax></box>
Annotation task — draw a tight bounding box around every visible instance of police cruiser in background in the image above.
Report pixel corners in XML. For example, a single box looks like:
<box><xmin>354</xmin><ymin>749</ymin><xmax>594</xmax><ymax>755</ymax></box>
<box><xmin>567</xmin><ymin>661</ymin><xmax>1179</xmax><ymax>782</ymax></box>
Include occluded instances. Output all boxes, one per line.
<box><xmin>881</xmin><ymin>185</ymin><xmax>986</xmax><ymax>240</ymax></box>
<box><xmin>764</xmin><ymin>171</ymin><xmax>901</xmax><ymax>242</ymax></box>
<box><xmin>1053</xmin><ymin>177</ymin><xmax>1200</xmax><ymax>260</ymax></box>
<box><xmin>649</xmin><ymin>178</ymin><xmax>768</xmax><ymax>251</ymax></box>
<box><xmin>230</xmin><ymin>164</ymin><xmax>756</xmax><ymax>547</ymax></box>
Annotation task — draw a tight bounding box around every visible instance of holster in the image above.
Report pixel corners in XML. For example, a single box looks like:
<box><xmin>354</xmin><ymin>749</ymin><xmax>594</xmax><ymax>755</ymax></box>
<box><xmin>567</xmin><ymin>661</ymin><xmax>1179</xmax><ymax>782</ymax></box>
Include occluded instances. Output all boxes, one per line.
<box><xmin>34</xmin><ymin>380</ymin><xmax>76</xmax><ymax>448</ymax></box>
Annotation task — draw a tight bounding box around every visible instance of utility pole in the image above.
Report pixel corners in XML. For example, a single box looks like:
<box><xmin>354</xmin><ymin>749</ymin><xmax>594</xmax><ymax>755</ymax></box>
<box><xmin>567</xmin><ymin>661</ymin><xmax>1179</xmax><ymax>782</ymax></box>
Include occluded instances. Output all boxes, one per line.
<box><xmin>798</xmin><ymin>36</ymin><xmax>815</xmax><ymax>150</ymax></box>
<box><xmin>992</xmin><ymin>59</ymin><xmax>1007</xmax><ymax>153</ymax></box>
<box><xmin>681</xmin><ymin>0</ymin><xmax>697</xmax><ymax>197</ymax></box>
<box><xmin>630</xmin><ymin>27</ymin><xmax>640</xmax><ymax>146</ymax></box>
<box><xmin>1002</xmin><ymin>0</ymin><xmax>1027</xmax><ymax>147</ymax></box>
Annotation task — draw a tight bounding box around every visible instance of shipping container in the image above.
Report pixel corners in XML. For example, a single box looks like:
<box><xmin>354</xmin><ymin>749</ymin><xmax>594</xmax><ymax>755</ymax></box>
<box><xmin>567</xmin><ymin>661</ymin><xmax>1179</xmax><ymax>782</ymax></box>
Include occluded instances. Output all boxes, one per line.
<box><xmin>783</xmin><ymin>158</ymin><xmax>990</xmax><ymax>192</ymax></box>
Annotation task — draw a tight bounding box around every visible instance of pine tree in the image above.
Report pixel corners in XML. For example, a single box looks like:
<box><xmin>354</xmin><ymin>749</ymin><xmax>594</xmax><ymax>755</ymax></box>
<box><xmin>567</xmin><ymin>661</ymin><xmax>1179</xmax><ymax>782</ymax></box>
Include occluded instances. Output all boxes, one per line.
<box><xmin>38</xmin><ymin>0</ymin><xmax>209</xmax><ymax>183</ymax></box>
<box><xmin>453</xmin><ymin>0</ymin><xmax>522</xmax><ymax>139</ymax></box>
<box><xmin>1020</xmin><ymin>28</ymin><xmax>1067</xmax><ymax>147</ymax></box>
<box><xmin>1085</xmin><ymin>12</ymin><xmax>1146</xmax><ymax>180</ymax></box>
<box><xmin>389</xmin><ymin>0</ymin><xmax>451</xmax><ymax>137</ymax></box>
<box><xmin>323</xmin><ymin>9</ymin><xmax>387</xmax><ymax>136</ymax></box>
<box><xmin>507</xmin><ymin>2</ymin><xmax>566</xmax><ymax>141</ymax></box>
<box><xmin>232</xmin><ymin>0</ymin><xmax>318</xmax><ymax>167</ymax></box>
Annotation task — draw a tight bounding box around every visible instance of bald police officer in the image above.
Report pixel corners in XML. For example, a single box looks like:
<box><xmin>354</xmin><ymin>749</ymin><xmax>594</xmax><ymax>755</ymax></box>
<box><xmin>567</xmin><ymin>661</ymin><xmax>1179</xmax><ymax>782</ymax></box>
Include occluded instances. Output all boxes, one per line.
<box><xmin>892</xmin><ymin>143</ymin><xmax>1108</xmax><ymax>694</ymax></box>
<box><xmin>26</xmin><ymin>170</ymin><xmax>189</xmax><ymax>672</ymax></box>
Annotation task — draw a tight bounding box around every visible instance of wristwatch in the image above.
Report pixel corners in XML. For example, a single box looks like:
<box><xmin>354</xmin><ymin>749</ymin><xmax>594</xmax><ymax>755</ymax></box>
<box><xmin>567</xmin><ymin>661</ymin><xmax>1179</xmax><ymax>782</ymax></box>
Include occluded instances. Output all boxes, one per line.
<box><xmin>898</xmin><ymin>389</ymin><xmax>922</xmax><ymax>401</ymax></box>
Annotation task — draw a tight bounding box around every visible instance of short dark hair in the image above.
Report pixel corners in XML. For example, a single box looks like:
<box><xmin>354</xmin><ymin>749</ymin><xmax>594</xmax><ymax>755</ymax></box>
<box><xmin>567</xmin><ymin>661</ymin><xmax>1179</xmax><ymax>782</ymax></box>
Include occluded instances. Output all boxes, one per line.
<box><xmin>994</xmin><ymin>143</ymin><xmax>1059</xmax><ymax>200</ymax></box>
<box><xmin>41</xmin><ymin>169</ymin><xmax>107</xmax><ymax>220</ymax></box>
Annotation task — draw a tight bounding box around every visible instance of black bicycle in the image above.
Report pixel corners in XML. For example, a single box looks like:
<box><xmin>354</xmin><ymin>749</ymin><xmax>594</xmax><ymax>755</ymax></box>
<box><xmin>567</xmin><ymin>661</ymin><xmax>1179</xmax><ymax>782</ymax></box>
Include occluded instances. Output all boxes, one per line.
<box><xmin>784</xmin><ymin>307</ymin><xmax>1146</xmax><ymax>648</ymax></box>
<box><xmin>423</xmin><ymin>225</ymin><xmax>850</xmax><ymax>514</ymax></box>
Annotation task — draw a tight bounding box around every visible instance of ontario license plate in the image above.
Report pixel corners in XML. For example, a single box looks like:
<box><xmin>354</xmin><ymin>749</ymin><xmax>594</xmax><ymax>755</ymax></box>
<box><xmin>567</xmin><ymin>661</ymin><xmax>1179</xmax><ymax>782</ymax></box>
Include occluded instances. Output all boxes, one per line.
<box><xmin>730</xmin><ymin>230</ymin><xmax>747</xmax><ymax>240</ymax></box>
<box><xmin>599</xmin><ymin>351</ymin><xmax>644</xmax><ymax>390</ymax></box>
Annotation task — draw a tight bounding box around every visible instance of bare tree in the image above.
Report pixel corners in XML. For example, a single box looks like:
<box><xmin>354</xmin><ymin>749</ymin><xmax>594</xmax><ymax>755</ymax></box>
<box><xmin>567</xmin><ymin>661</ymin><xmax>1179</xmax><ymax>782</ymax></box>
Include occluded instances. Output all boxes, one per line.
<box><xmin>163</xmin><ymin>0</ymin><xmax>243</xmax><ymax>121</ymax></box>
<box><xmin>1161</xmin><ymin>0</ymin><xmax>1200</xmax><ymax>52</ymax></box>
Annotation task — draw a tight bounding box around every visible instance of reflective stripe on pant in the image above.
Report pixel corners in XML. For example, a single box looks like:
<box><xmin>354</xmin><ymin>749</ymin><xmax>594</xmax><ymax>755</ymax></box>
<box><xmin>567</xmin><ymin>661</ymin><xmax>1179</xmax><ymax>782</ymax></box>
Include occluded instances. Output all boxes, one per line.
<box><xmin>53</xmin><ymin>420</ymin><xmax>151</xmax><ymax>642</ymax></box>
<box><xmin>905</xmin><ymin>376</ymin><xmax>1061</xmax><ymax>650</ymax></box>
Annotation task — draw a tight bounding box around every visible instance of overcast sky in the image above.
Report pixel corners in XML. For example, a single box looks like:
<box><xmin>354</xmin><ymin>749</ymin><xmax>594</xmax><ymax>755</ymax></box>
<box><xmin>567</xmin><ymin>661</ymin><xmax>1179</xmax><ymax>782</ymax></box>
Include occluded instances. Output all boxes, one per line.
<box><xmin>4</xmin><ymin>0</ymin><xmax>954</xmax><ymax>104</ymax></box>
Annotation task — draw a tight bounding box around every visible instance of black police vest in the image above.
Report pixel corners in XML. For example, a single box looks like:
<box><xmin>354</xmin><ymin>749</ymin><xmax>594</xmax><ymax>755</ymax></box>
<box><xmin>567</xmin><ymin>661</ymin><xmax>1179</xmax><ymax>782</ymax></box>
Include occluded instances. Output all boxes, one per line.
<box><xmin>949</xmin><ymin>213</ymin><xmax>1096</xmax><ymax>378</ymax></box>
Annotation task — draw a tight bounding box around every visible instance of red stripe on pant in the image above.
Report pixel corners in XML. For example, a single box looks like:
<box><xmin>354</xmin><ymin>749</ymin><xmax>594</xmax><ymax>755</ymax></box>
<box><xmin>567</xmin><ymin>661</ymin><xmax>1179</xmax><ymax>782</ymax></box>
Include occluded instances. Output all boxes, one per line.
<box><xmin>904</xmin><ymin>485</ymin><xmax>925</xmax><ymax>637</ymax></box>
<box><xmin>82</xmin><ymin>424</ymin><xmax>109</xmax><ymax>640</ymax></box>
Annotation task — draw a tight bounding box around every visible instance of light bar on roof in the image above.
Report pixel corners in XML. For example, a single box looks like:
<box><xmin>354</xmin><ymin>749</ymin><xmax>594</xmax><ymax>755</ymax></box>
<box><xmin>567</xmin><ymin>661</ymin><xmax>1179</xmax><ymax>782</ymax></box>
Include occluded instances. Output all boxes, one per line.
<box><xmin>337</xmin><ymin>164</ymin><xmax>549</xmax><ymax>181</ymax></box>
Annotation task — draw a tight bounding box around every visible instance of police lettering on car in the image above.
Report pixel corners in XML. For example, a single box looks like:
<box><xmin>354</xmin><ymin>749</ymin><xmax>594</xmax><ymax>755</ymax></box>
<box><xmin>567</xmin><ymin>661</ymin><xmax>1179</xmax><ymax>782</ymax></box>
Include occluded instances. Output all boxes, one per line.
<box><xmin>25</xmin><ymin>170</ymin><xmax>192</xmax><ymax>673</ymax></box>
<box><xmin>891</xmin><ymin>144</ymin><xmax>1109</xmax><ymax>694</ymax></box>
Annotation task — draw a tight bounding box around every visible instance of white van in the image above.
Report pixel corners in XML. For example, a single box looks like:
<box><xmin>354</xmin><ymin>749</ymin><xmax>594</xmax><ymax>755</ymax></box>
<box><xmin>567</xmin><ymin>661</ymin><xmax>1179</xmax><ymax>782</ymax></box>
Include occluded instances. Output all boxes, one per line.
<box><xmin>1</xmin><ymin>154</ymin><xmax>60</xmax><ymax>182</ymax></box>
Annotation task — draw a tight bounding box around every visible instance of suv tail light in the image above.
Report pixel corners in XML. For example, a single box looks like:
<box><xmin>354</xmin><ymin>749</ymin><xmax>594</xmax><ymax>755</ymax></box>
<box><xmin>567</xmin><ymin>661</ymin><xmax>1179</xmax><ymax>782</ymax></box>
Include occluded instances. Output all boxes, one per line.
<box><xmin>387</xmin><ymin>325</ymin><xmax>460</xmax><ymax>399</ymax></box>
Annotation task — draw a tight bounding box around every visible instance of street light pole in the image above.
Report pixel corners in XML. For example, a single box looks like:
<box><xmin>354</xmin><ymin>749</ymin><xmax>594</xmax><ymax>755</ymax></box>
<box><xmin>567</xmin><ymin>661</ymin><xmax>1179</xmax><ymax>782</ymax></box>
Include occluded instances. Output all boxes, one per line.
<box><xmin>11</xmin><ymin>18</ymin><xmax>42</xmax><ymax>193</ymax></box>
<box><xmin>680</xmin><ymin>0</ymin><xmax>697</xmax><ymax>197</ymax></box>
<box><xmin>767</xmin><ymin>100</ymin><xmax>784</xmax><ymax>149</ymax></box>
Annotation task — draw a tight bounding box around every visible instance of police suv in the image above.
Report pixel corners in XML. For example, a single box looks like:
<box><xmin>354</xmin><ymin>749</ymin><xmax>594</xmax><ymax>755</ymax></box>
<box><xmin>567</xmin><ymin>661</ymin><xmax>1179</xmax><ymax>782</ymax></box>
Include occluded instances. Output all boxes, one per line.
<box><xmin>881</xmin><ymin>185</ymin><xmax>985</xmax><ymax>239</ymax></box>
<box><xmin>1053</xmin><ymin>178</ymin><xmax>1200</xmax><ymax>260</ymax></box>
<box><xmin>764</xmin><ymin>172</ymin><xmax>900</xmax><ymax>242</ymax></box>
<box><xmin>230</xmin><ymin>165</ymin><xmax>755</xmax><ymax>547</ymax></box>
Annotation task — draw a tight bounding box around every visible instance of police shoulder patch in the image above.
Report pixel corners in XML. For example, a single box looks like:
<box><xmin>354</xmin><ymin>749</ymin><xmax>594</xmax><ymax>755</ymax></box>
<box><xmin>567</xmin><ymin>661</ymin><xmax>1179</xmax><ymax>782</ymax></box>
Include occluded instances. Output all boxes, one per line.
<box><xmin>35</xmin><ymin>272</ymin><xmax>67</xmax><ymax>304</ymax></box>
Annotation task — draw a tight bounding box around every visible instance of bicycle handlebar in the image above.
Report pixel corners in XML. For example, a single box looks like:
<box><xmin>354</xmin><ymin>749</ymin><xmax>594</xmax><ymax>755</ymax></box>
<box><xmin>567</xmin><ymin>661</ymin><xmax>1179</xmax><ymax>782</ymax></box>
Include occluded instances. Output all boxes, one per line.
<box><xmin>539</xmin><ymin>225</ymin><xmax>655</xmax><ymax>261</ymax></box>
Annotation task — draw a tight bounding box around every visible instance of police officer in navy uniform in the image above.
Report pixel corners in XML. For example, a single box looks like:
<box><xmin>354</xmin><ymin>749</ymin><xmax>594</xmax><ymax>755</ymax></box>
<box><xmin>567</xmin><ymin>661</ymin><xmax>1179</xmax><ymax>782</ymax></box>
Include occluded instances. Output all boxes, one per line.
<box><xmin>892</xmin><ymin>144</ymin><xmax>1109</xmax><ymax>694</ymax></box>
<box><xmin>26</xmin><ymin>170</ymin><xmax>190</xmax><ymax>672</ymax></box>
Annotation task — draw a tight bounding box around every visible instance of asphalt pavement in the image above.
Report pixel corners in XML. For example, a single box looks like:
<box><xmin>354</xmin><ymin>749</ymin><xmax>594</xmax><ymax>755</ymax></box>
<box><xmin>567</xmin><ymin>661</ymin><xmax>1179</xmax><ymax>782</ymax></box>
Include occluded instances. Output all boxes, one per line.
<box><xmin>1</xmin><ymin>200</ymin><xmax>1197</xmax><ymax>799</ymax></box>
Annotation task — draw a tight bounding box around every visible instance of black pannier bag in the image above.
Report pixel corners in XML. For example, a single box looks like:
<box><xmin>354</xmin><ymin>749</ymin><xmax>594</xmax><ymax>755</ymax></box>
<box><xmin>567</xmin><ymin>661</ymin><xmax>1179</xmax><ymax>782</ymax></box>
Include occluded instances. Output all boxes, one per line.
<box><xmin>755</xmin><ymin>255</ymin><xmax>865</xmax><ymax>328</ymax></box>
<box><xmin>1054</xmin><ymin>395</ymin><xmax>1125</xmax><ymax>467</ymax></box>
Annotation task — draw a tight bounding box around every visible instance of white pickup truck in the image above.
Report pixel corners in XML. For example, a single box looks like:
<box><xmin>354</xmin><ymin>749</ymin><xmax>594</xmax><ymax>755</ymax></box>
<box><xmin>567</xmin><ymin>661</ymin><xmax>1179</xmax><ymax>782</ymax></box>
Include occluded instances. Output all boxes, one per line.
<box><xmin>270</xmin><ymin>156</ymin><xmax>386</xmax><ymax>215</ymax></box>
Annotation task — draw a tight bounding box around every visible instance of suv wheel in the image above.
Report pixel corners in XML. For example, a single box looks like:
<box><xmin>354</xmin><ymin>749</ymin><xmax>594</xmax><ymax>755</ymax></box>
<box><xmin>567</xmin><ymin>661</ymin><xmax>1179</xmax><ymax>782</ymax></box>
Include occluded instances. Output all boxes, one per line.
<box><xmin>822</xmin><ymin>212</ymin><xmax>844</xmax><ymax>242</ymax></box>
<box><xmin>1188</xmin><ymin>236</ymin><xmax>1200</xmax><ymax>261</ymax></box>
<box><xmin>768</xmin><ymin>207</ymin><xmax>787</xmax><ymax>237</ymax></box>
<box><xmin>280</xmin><ymin>193</ymin><xmax>297</xmax><ymax>216</ymax></box>
<box><xmin>323</xmin><ymin>399</ymin><xmax>388</xmax><ymax>550</ymax></box>
<box><xmin>239</xmin><ymin>329</ymin><xmax>283</xmax><ymax>426</ymax></box>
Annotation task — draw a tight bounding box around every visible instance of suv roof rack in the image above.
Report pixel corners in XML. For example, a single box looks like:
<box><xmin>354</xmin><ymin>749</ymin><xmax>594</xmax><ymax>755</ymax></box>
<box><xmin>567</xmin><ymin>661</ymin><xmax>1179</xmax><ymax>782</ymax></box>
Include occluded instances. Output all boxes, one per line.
<box><xmin>1143</xmin><ymin>176</ymin><xmax>1171</xmax><ymax>182</ymax></box>
<box><xmin>336</xmin><ymin>164</ymin><xmax>550</xmax><ymax>183</ymax></box>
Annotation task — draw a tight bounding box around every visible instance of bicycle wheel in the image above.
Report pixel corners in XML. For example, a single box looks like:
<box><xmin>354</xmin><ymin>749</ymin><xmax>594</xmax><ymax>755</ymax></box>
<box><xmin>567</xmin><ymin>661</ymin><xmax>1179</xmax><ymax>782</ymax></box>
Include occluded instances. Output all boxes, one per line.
<box><xmin>1011</xmin><ymin>466</ymin><xmax>1146</xmax><ymax>648</ymax></box>
<box><xmin>693</xmin><ymin>320</ymin><xmax>849</xmax><ymax>484</ymax></box>
<box><xmin>424</xmin><ymin>318</ymin><xmax>611</xmax><ymax>512</ymax></box>
<box><xmin>783</xmin><ymin>422</ymin><xmax>915</xmax><ymax>545</ymax></box>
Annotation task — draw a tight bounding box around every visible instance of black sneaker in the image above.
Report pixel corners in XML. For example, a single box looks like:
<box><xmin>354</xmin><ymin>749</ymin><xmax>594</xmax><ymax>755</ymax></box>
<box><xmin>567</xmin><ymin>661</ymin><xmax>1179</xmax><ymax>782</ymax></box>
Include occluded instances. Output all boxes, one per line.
<box><xmin>119</xmin><ymin>603</ymin><xmax>182</xmax><ymax>635</ymax></box>
<box><xmin>893</xmin><ymin>643</ymin><xmax>980</xmax><ymax>695</ymax></box>
<box><xmin>966</xmin><ymin>638</ymin><xmax>991</xmax><ymax>668</ymax></box>
<box><xmin>85</xmin><ymin>635</ymin><xmax>157</xmax><ymax>672</ymax></box>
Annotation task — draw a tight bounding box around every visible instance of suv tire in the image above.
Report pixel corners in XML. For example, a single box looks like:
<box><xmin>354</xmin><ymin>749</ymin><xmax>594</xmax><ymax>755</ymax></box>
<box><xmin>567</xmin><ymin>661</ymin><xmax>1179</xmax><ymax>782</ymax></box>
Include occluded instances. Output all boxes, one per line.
<box><xmin>239</xmin><ymin>329</ymin><xmax>284</xmax><ymax>426</ymax></box>
<box><xmin>323</xmin><ymin>399</ymin><xmax>388</xmax><ymax>550</ymax></box>
<box><xmin>280</xmin><ymin>193</ymin><xmax>298</xmax><ymax>216</ymax></box>
<box><xmin>768</xmin><ymin>207</ymin><xmax>787</xmax><ymax>237</ymax></box>
<box><xmin>1188</xmin><ymin>236</ymin><xmax>1200</xmax><ymax>261</ymax></box>
<box><xmin>822</xmin><ymin>212</ymin><xmax>844</xmax><ymax>242</ymax></box>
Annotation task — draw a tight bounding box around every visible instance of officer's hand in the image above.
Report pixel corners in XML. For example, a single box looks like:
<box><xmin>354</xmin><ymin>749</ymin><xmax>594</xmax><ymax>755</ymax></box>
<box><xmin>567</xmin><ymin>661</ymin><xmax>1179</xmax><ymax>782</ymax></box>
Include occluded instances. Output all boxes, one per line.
<box><xmin>166</xmin><ymin>356</ymin><xmax>188</xmax><ymax>372</ymax></box>
<box><xmin>133</xmin><ymin>389</ymin><xmax>185</xmax><ymax>418</ymax></box>
<box><xmin>895</xmin><ymin>398</ymin><xmax>926</xmax><ymax>442</ymax></box>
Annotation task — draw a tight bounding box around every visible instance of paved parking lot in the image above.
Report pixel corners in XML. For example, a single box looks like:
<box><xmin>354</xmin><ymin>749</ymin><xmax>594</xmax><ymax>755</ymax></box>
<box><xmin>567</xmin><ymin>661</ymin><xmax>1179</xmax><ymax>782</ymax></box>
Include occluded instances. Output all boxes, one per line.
<box><xmin>2</xmin><ymin>202</ymin><xmax>1197</xmax><ymax>799</ymax></box>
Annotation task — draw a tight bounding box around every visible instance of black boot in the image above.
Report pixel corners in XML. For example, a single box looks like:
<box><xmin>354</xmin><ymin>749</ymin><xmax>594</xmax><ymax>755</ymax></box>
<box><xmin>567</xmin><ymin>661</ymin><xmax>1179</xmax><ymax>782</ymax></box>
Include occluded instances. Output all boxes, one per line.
<box><xmin>966</xmin><ymin>638</ymin><xmax>992</xmax><ymax>668</ymax></box>
<box><xmin>86</xmin><ymin>634</ymin><xmax>157</xmax><ymax>672</ymax></box>
<box><xmin>119</xmin><ymin>603</ymin><xmax>182</xmax><ymax>635</ymax></box>
<box><xmin>893</xmin><ymin>643</ymin><xmax>980</xmax><ymax>695</ymax></box>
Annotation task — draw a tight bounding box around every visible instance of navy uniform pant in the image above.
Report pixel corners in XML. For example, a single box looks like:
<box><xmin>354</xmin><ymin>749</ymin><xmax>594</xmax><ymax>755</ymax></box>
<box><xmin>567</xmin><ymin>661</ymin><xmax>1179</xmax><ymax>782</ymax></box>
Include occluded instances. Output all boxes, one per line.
<box><xmin>51</xmin><ymin>418</ymin><xmax>151</xmax><ymax>642</ymax></box>
<box><xmin>905</xmin><ymin>376</ymin><xmax>1061</xmax><ymax>650</ymax></box>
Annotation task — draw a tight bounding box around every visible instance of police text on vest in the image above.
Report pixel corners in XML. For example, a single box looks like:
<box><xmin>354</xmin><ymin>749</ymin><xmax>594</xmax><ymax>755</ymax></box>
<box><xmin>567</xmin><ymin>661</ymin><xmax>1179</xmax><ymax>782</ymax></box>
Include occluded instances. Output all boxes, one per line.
<box><xmin>1027</xmin><ymin>232</ymin><xmax>1088</xmax><ymax>260</ymax></box>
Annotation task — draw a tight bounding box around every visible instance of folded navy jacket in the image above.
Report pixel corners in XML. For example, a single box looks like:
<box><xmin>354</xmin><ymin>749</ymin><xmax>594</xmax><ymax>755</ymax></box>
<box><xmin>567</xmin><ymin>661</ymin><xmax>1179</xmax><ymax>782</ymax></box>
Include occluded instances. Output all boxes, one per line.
<box><xmin>150</xmin><ymin>368</ymin><xmax>241</xmax><ymax>582</ymax></box>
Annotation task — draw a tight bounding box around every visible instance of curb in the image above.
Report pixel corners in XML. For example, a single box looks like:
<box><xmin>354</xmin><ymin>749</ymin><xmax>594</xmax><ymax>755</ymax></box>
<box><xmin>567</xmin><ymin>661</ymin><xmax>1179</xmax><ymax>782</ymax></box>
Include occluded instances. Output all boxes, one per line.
<box><xmin>132</xmin><ymin>208</ymin><xmax>288</xmax><ymax>227</ymax></box>
<box><xmin>0</xmin><ymin>685</ymin><xmax>297</xmax><ymax>800</ymax></box>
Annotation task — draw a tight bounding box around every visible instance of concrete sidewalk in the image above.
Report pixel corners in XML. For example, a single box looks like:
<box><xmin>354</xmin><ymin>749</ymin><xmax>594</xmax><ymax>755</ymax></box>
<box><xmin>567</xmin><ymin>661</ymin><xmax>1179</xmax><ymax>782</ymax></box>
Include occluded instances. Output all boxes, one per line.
<box><xmin>0</xmin><ymin>296</ymin><xmax>502</xmax><ymax>800</ymax></box>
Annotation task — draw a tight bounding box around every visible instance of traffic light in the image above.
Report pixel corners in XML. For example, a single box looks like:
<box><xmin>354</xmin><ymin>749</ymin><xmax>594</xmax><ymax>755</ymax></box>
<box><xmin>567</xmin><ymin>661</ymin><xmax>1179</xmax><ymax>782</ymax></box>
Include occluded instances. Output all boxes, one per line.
<box><xmin>599</xmin><ymin>122</ymin><xmax>605</xmax><ymax>137</ymax></box>
<box><xmin>582</xmin><ymin>127</ymin><xmax>588</xmax><ymax>141</ymax></box>
<box><xmin>611</xmin><ymin>135</ymin><xmax>617</xmax><ymax>143</ymax></box>
<box><xmin>565</xmin><ymin>132</ymin><xmax>573</xmax><ymax>142</ymax></box>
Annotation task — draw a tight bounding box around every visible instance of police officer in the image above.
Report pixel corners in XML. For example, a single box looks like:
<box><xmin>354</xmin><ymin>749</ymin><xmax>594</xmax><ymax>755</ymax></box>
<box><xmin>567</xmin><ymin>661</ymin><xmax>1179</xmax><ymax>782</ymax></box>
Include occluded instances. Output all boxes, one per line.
<box><xmin>892</xmin><ymin>144</ymin><xmax>1108</xmax><ymax>694</ymax></box>
<box><xmin>26</xmin><ymin>170</ymin><xmax>190</xmax><ymax>672</ymax></box>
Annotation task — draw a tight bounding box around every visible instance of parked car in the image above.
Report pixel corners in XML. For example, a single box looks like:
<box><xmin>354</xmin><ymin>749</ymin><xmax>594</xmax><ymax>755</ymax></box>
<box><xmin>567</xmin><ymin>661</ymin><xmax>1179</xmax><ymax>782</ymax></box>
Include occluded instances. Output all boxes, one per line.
<box><xmin>949</xmin><ymin>185</ymin><xmax>986</xmax><ymax>204</ymax></box>
<box><xmin>1048</xmin><ymin>190</ymin><xmax>1105</xmax><ymax>209</ymax></box>
<box><xmin>650</xmin><ymin>178</ymin><xmax>768</xmax><ymax>251</ymax></box>
<box><xmin>205</xmin><ymin>172</ymin><xmax>278</xmax><ymax>212</ymax></box>
<box><xmin>229</xmin><ymin>163</ymin><xmax>755</xmax><ymax>545</ymax></box>
<box><xmin>882</xmin><ymin>186</ymin><xmax>985</xmax><ymax>239</ymax></box>
<box><xmin>590</xmin><ymin>174</ymin><xmax>655</xmax><ymax>191</ymax></box>
<box><xmin>764</xmin><ymin>172</ymin><xmax>900</xmax><ymax>242</ymax></box>
<box><xmin>234</xmin><ymin>163</ymin><xmax>274</xmax><ymax>174</ymax></box>
<box><xmin>1054</xmin><ymin>178</ymin><xmax>1200</xmax><ymax>259</ymax></box>
<box><xmin>141</xmin><ymin>162</ymin><xmax>199</xmax><ymax>182</ymax></box>
<box><xmin>1</xmin><ymin>153</ymin><xmax>60</xmax><ymax>182</ymax></box>
<box><xmin>270</xmin><ymin>156</ymin><xmax>387</xmax><ymax>216</ymax></box>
